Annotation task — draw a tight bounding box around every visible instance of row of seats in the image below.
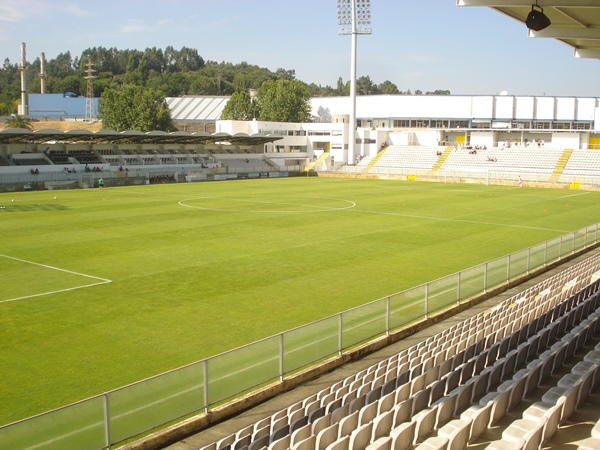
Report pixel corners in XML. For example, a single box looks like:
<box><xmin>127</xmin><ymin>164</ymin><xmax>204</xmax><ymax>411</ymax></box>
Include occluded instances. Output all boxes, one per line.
<box><xmin>484</xmin><ymin>328</ymin><xmax>600</xmax><ymax>448</ymax></box>
<box><xmin>377</xmin><ymin>284</ymin><xmax>600</xmax><ymax>449</ymax></box>
<box><xmin>373</xmin><ymin>147</ymin><xmax>439</xmax><ymax>171</ymax></box>
<box><xmin>196</xmin><ymin>252</ymin><xmax>600</xmax><ymax>450</ymax></box>
<box><xmin>562</xmin><ymin>149</ymin><xmax>600</xmax><ymax>177</ymax></box>
<box><xmin>441</xmin><ymin>147</ymin><xmax>564</xmax><ymax>175</ymax></box>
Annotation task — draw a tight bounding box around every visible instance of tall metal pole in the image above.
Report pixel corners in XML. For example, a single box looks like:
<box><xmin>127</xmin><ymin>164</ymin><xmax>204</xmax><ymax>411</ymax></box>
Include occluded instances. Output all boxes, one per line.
<box><xmin>338</xmin><ymin>0</ymin><xmax>371</xmax><ymax>165</ymax></box>
<box><xmin>349</xmin><ymin>2</ymin><xmax>357</xmax><ymax>166</ymax></box>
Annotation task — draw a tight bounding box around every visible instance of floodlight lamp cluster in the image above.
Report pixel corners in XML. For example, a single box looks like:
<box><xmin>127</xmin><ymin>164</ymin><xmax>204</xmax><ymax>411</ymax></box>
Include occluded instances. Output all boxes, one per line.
<box><xmin>526</xmin><ymin>2</ymin><xmax>551</xmax><ymax>31</ymax></box>
<box><xmin>337</xmin><ymin>0</ymin><xmax>372</xmax><ymax>35</ymax></box>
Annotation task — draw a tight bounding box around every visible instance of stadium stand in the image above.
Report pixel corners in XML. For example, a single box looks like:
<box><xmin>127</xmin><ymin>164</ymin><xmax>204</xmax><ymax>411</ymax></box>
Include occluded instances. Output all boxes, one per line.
<box><xmin>561</xmin><ymin>149</ymin><xmax>600</xmax><ymax>178</ymax></box>
<box><xmin>160</xmin><ymin>249</ymin><xmax>600</xmax><ymax>450</ymax></box>
<box><xmin>439</xmin><ymin>147</ymin><xmax>565</xmax><ymax>175</ymax></box>
<box><xmin>370</xmin><ymin>146</ymin><xmax>440</xmax><ymax>172</ymax></box>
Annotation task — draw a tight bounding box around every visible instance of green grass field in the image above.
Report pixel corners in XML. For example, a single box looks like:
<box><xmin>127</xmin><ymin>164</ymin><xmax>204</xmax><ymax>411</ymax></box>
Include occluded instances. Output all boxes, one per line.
<box><xmin>1</xmin><ymin>177</ymin><xmax>599</xmax><ymax>426</ymax></box>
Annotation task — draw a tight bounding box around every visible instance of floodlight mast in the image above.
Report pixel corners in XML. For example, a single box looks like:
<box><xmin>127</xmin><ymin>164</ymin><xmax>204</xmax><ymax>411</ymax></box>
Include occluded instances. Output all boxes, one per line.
<box><xmin>338</xmin><ymin>0</ymin><xmax>371</xmax><ymax>165</ymax></box>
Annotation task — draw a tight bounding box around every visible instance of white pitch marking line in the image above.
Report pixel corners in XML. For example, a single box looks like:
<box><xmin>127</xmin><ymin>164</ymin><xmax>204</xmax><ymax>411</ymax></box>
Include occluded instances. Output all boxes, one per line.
<box><xmin>349</xmin><ymin>209</ymin><xmax>570</xmax><ymax>233</ymax></box>
<box><xmin>559</xmin><ymin>192</ymin><xmax>591</xmax><ymax>199</ymax></box>
<box><xmin>0</xmin><ymin>254</ymin><xmax>112</xmax><ymax>304</ymax></box>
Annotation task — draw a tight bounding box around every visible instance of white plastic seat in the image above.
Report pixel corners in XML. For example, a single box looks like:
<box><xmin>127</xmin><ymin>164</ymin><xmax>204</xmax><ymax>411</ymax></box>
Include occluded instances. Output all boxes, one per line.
<box><xmin>461</xmin><ymin>401</ymin><xmax>493</xmax><ymax>443</ymax></box>
<box><xmin>268</xmin><ymin>434</ymin><xmax>290</xmax><ymax>450</ymax></box>
<box><xmin>323</xmin><ymin>434</ymin><xmax>348</xmax><ymax>450</ymax></box>
<box><xmin>522</xmin><ymin>399</ymin><xmax>564</xmax><ymax>444</ymax></box>
<box><xmin>365</xmin><ymin>436</ymin><xmax>392</xmax><ymax>450</ymax></box>
<box><xmin>389</xmin><ymin>420</ymin><xmax>416</xmax><ymax>450</ymax></box>
<box><xmin>371</xmin><ymin>409</ymin><xmax>394</xmax><ymax>442</ymax></box>
<box><xmin>393</xmin><ymin>398</ymin><xmax>413</xmax><ymax>428</ymax></box>
<box><xmin>578</xmin><ymin>437</ymin><xmax>600</xmax><ymax>450</ymax></box>
<box><xmin>541</xmin><ymin>382</ymin><xmax>581</xmax><ymax>423</ymax></box>
<box><xmin>502</xmin><ymin>417</ymin><xmax>546</xmax><ymax>450</ymax></box>
<box><xmin>413</xmin><ymin>406</ymin><xmax>439</xmax><ymax>445</ymax></box>
<box><xmin>413</xmin><ymin>436</ymin><xmax>449</xmax><ymax>450</ymax></box>
<box><xmin>438</xmin><ymin>417</ymin><xmax>472</xmax><ymax>450</ymax></box>
<box><xmin>484</xmin><ymin>437</ymin><xmax>526</xmax><ymax>449</ymax></box>
<box><xmin>480</xmin><ymin>389</ymin><xmax>510</xmax><ymax>427</ymax></box>
<box><xmin>348</xmin><ymin>421</ymin><xmax>373</xmax><ymax>450</ymax></box>
<box><xmin>315</xmin><ymin>422</ymin><xmax>339</xmax><ymax>450</ymax></box>
<box><xmin>338</xmin><ymin>410</ymin><xmax>359</xmax><ymax>438</ymax></box>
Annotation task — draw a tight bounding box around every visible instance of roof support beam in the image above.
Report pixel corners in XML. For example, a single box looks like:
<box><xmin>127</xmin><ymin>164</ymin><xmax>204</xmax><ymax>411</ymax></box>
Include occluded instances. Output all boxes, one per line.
<box><xmin>529</xmin><ymin>27</ymin><xmax>600</xmax><ymax>39</ymax></box>
<box><xmin>457</xmin><ymin>1</ymin><xmax>600</xmax><ymax>7</ymax></box>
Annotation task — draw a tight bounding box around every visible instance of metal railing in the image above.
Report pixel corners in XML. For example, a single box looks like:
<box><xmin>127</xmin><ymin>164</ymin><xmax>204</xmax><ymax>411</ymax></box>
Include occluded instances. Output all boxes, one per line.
<box><xmin>0</xmin><ymin>223</ymin><xmax>598</xmax><ymax>449</ymax></box>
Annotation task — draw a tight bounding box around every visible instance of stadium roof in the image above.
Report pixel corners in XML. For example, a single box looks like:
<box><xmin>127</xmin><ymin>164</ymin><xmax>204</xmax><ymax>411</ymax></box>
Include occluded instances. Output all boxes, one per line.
<box><xmin>457</xmin><ymin>0</ymin><xmax>600</xmax><ymax>60</ymax></box>
<box><xmin>0</xmin><ymin>128</ymin><xmax>283</xmax><ymax>146</ymax></box>
<box><xmin>166</xmin><ymin>96</ymin><xmax>229</xmax><ymax>121</ymax></box>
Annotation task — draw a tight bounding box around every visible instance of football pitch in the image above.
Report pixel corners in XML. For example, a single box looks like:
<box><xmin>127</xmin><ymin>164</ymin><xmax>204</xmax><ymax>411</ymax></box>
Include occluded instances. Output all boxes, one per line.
<box><xmin>1</xmin><ymin>177</ymin><xmax>599</xmax><ymax>426</ymax></box>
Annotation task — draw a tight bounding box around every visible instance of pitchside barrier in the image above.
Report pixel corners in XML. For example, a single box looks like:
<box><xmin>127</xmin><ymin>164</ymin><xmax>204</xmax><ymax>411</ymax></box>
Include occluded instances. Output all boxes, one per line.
<box><xmin>1</xmin><ymin>223</ymin><xmax>599</xmax><ymax>449</ymax></box>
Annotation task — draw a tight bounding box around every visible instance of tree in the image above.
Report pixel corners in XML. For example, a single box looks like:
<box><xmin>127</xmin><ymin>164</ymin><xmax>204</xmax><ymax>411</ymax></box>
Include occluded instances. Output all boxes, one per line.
<box><xmin>335</xmin><ymin>77</ymin><xmax>349</xmax><ymax>96</ymax></box>
<box><xmin>256</xmin><ymin>79</ymin><xmax>311</xmax><ymax>123</ymax></box>
<box><xmin>378</xmin><ymin>80</ymin><xmax>400</xmax><ymax>95</ymax></box>
<box><xmin>316</xmin><ymin>106</ymin><xmax>332</xmax><ymax>123</ymax></box>
<box><xmin>5</xmin><ymin>115</ymin><xmax>33</xmax><ymax>130</ymax></box>
<box><xmin>98</xmin><ymin>85</ymin><xmax>174</xmax><ymax>131</ymax></box>
<box><xmin>220</xmin><ymin>90</ymin><xmax>254</xmax><ymax>121</ymax></box>
<box><xmin>357</xmin><ymin>76</ymin><xmax>378</xmax><ymax>95</ymax></box>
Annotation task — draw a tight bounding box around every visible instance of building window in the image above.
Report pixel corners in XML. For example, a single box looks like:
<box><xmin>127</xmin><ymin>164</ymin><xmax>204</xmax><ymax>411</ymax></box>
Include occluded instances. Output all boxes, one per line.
<box><xmin>552</xmin><ymin>122</ymin><xmax>571</xmax><ymax>130</ymax></box>
<box><xmin>574</xmin><ymin>122</ymin><xmax>591</xmax><ymax>130</ymax></box>
<box><xmin>512</xmin><ymin>121</ymin><xmax>531</xmax><ymax>129</ymax></box>
<box><xmin>534</xmin><ymin>121</ymin><xmax>550</xmax><ymax>130</ymax></box>
<box><xmin>449</xmin><ymin>120</ymin><xmax>469</xmax><ymax>128</ymax></box>
<box><xmin>392</xmin><ymin>119</ymin><xmax>410</xmax><ymax>128</ymax></box>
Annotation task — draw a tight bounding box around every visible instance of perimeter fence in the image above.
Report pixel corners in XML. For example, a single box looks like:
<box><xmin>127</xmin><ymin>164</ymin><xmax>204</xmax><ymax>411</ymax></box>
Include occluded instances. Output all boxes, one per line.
<box><xmin>1</xmin><ymin>223</ymin><xmax>599</xmax><ymax>449</ymax></box>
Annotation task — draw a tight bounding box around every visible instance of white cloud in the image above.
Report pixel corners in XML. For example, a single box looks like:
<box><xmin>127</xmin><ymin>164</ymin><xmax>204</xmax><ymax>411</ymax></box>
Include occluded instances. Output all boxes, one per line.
<box><xmin>119</xmin><ymin>19</ymin><xmax>154</xmax><ymax>33</ymax></box>
<box><xmin>0</xmin><ymin>0</ymin><xmax>46</xmax><ymax>23</ymax></box>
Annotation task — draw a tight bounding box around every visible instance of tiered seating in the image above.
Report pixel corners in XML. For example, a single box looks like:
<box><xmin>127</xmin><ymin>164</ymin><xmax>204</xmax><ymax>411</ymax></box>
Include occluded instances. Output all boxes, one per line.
<box><xmin>46</xmin><ymin>151</ymin><xmax>71</xmax><ymax>165</ymax></box>
<box><xmin>69</xmin><ymin>150</ymin><xmax>104</xmax><ymax>164</ymax></box>
<box><xmin>441</xmin><ymin>147</ymin><xmax>564</xmax><ymax>175</ymax></box>
<box><xmin>220</xmin><ymin>158</ymin><xmax>272</xmax><ymax>171</ymax></box>
<box><xmin>13</xmin><ymin>156</ymin><xmax>50</xmax><ymax>166</ymax></box>
<box><xmin>371</xmin><ymin>146</ymin><xmax>440</xmax><ymax>171</ymax></box>
<box><xmin>196</xmin><ymin>252</ymin><xmax>600</xmax><ymax>450</ymax></box>
<box><xmin>561</xmin><ymin>149</ymin><xmax>600</xmax><ymax>178</ymax></box>
<box><xmin>356</xmin><ymin>156</ymin><xmax>374</xmax><ymax>168</ymax></box>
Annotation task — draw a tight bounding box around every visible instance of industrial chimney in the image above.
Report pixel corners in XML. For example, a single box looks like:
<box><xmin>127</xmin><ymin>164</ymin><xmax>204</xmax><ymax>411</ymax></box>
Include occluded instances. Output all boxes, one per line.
<box><xmin>40</xmin><ymin>52</ymin><xmax>47</xmax><ymax>94</ymax></box>
<box><xmin>20</xmin><ymin>43</ymin><xmax>28</xmax><ymax>115</ymax></box>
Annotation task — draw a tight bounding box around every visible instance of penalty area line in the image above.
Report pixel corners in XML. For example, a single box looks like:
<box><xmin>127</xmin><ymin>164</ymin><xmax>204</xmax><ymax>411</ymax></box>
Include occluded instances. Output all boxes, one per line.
<box><xmin>0</xmin><ymin>254</ymin><xmax>112</xmax><ymax>304</ymax></box>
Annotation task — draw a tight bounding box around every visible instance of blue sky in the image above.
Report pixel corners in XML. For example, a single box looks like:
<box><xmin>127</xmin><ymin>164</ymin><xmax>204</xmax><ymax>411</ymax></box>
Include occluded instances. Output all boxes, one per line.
<box><xmin>1</xmin><ymin>0</ymin><xmax>598</xmax><ymax>97</ymax></box>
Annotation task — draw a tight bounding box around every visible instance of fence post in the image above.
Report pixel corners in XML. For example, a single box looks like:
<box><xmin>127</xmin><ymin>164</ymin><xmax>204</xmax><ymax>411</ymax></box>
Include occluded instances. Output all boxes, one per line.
<box><xmin>103</xmin><ymin>393</ymin><xmax>111</xmax><ymax>450</ymax></box>
<box><xmin>424</xmin><ymin>283</ymin><xmax>429</xmax><ymax>319</ymax></box>
<box><xmin>338</xmin><ymin>314</ymin><xmax>343</xmax><ymax>356</ymax></box>
<box><xmin>203</xmin><ymin>360</ymin><xmax>209</xmax><ymax>414</ymax></box>
<box><xmin>279</xmin><ymin>334</ymin><xmax>284</xmax><ymax>382</ymax></box>
<box><xmin>457</xmin><ymin>271</ymin><xmax>461</xmax><ymax>304</ymax></box>
<box><xmin>386</xmin><ymin>296</ymin><xmax>390</xmax><ymax>336</ymax></box>
<box><xmin>484</xmin><ymin>262</ymin><xmax>488</xmax><ymax>292</ymax></box>
<box><xmin>559</xmin><ymin>235</ymin><xmax>563</xmax><ymax>258</ymax></box>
